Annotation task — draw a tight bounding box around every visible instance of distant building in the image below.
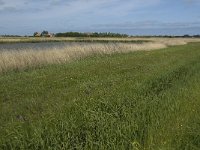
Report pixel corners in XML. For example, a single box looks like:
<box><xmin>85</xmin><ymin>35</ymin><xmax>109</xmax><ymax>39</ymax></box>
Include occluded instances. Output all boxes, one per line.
<box><xmin>85</xmin><ymin>32</ymin><xmax>93</xmax><ymax>36</ymax></box>
<box><xmin>46</xmin><ymin>33</ymin><xmax>53</xmax><ymax>37</ymax></box>
<box><xmin>33</xmin><ymin>31</ymin><xmax>54</xmax><ymax>37</ymax></box>
<box><xmin>33</xmin><ymin>32</ymin><xmax>41</xmax><ymax>37</ymax></box>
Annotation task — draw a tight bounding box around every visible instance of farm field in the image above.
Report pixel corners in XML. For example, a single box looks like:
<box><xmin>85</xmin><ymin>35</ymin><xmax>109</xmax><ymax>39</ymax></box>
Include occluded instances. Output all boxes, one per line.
<box><xmin>0</xmin><ymin>42</ymin><xmax>200</xmax><ymax>149</ymax></box>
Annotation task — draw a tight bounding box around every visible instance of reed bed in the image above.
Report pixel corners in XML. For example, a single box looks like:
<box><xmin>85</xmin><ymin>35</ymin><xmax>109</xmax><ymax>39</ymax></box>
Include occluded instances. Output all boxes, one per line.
<box><xmin>0</xmin><ymin>42</ymin><xmax>166</xmax><ymax>73</ymax></box>
<box><xmin>0</xmin><ymin>37</ymin><xmax>148</xmax><ymax>43</ymax></box>
<box><xmin>0</xmin><ymin>37</ymin><xmax>200</xmax><ymax>44</ymax></box>
<box><xmin>151</xmin><ymin>38</ymin><xmax>200</xmax><ymax>46</ymax></box>
<box><xmin>0</xmin><ymin>38</ymin><xmax>200</xmax><ymax>73</ymax></box>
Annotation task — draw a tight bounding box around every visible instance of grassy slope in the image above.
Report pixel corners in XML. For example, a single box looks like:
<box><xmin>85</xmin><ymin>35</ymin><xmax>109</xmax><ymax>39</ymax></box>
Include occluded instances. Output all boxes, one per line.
<box><xmin>0</xmin><ymin>43</ymin><xmax>200</xmax><ymax>149</ymax></box>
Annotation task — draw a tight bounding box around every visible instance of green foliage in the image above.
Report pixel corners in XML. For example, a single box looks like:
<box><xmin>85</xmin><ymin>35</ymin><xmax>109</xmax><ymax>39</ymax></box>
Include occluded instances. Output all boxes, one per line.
<box><xmin>0</xmin><ymin>43</ymin><xmax>200</xmax><ymax>149</ymax></box>
<box><xmin>55</xmin><ymin>32</ymin><xmax>129</xmax><ymax>38</ymax></box>
<box><xmin>41</xmin><ymin>30</ymin><xmax>49</xmax><ymax>36</ymax></box>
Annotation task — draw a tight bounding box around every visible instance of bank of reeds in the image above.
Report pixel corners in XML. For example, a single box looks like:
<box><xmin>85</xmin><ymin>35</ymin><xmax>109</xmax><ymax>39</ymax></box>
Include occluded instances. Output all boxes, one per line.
<box><xmin>1</xmin><ymin>38</ymin><xmax>200</xmax><ymax>73</ymax></box>
<box><xmin>0</xmin><ymin>42</ymin><xmax>166</xmax><ymax>73</ymax></box>
<box><xmin>0</xmin><ymin>37</ymin><xmax>149</xmax><ymax>44</ymax></box>
<box><xmin>1</xmin><ymin>37</ymin><xmax>200</xmax><ymax>44</ymax></box>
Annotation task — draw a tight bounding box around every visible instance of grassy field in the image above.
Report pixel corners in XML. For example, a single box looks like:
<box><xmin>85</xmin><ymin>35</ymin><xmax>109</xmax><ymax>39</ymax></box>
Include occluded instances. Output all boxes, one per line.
<box><xmin>0</xmin><ymin>43</ymin><xmax>200</xmax><ymax>149</ymax></box>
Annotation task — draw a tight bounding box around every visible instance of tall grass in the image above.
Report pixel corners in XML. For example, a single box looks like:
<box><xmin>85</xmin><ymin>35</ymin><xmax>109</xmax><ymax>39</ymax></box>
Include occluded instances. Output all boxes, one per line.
<box><xmin>0</xmin><ymin>37</ymin><xmax>200</xmax><ymax>73</ymax></box>
<box><xmin>0</xmin><ymin>37</ymin><xmax>149</xmax><ymax>44</ymax></box>
<box><xmin>0</xmin><ymin>42</ymin><xmax>166</xmax><ymax>73</ymax></box>
<box><xmin>1</xmin><ymin>37</ymin><xmax>200</xmax><ymax>73</ymax></box>
<box><xmin>0</xmin><ymin>36</ymin><xmax>200</xmax><ymax>44</ymax></box>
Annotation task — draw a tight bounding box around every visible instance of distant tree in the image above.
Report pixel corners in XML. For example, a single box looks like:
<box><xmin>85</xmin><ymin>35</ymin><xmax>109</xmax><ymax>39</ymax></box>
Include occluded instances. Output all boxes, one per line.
<box><xmin>183</xmin><ymin>34</ymin><xmax>190</xmax><ymax>38</ymax></box>
<box><xmin>55</xmin><ymin>32</ymin><xmax>128</xmax><ymax>38</ymax></box>
<box><xmin>33</xmin><ymin>32</ymin><xmax>37</xmax><ymax>36</ymax></box>
<box><xmin>41</xmin><ymin>30</ymin><xmax>49</xmax><ymax>36</ymax></box>
<box><xmin>193</xmin><ymin>35</ymin><xmax>200</xmax><ymax>38</ymax></box>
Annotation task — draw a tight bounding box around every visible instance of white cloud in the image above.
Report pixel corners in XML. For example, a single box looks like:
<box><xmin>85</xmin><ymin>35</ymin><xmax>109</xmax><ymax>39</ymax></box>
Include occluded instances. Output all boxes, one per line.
<box><xmin>0</xmin><ymin>0</ymin><xmax>161</xmax><ymax>14</ymax></box>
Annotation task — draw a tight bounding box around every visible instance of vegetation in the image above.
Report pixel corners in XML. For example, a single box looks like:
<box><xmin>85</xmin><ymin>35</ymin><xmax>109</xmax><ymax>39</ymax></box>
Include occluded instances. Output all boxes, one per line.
<box><xmin>0</xmin><ymin>42</ymin><xmax>165</xmax><ymax>73</ymax></box>
<box><xmin>130</xmin><ymin>34</ymin><xmax>200</xmax><ymax>38</ymax></box>
<box><xmin>0</xmin><ymin>43</ymin><xmax>200</xmax><ymax>149</ymax></box>
<box><xmin>0</xmin><ymin>36</ymin><xmax>200</xmax><ymax>45</ymax></box>
<box><xmin>1</xmin><ymin>37</ymin><xmax>200</xmax><ymax>74</ymax></box>
<box><xmin>32</xmin><ymin>31</ymin><xmax>128</xmax><ymax>38</ymax></box>
<box><xmin>41</xmin><ymin>31</ymin><xmax>49</xmax><ymax>36</ymax></box>
<box><xmin>0</xmin><ymin>37</ymin><xmax>149</xmax><ymax>44</ymax></box>
<box><xmin>55</xmin><ymin>32</ymin><xmax>128</xmax><ymax>38</ymax></box>
<box><xmin>1</xmin><ymin>33</ymin><xmax>200</xmax><ymax>38</ymax></box>
<box><xmin>33</xmin><ymin>31</ymin><xmax>53</xmax><ymax>37</ymax></box>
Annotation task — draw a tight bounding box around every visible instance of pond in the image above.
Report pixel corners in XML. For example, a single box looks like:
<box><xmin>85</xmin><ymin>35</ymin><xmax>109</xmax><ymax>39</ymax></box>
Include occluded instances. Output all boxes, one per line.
<box><xmin>0</xmin><ymin>42</ymin><xmax>91</xmax><ymax>51</ymax></box>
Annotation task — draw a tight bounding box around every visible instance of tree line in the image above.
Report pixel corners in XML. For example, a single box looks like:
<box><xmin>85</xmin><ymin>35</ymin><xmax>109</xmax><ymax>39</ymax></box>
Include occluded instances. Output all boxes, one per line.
<box><xmin>1</xmin><ymin>32</ymin><xmax>200</xmax><ymax>38</ymax></box>
<box><xmin>55</xmin><ymin>32</ymin><xmax>129</xmax><ymax>38</ymax></box>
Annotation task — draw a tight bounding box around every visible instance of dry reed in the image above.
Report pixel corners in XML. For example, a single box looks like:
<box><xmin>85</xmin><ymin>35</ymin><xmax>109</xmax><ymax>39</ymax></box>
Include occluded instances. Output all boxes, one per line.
<box><xmin>0</xmin><ymin>38</ymin><xmax>200</xmax><ymax>73</ymax></box>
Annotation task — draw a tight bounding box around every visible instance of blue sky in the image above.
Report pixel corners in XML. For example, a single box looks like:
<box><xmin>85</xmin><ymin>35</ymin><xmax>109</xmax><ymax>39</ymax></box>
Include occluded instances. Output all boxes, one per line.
<box><xmin>0</xmin><ymin>0</ymin><xmax>200</xmax><ymax>35</ymax></box>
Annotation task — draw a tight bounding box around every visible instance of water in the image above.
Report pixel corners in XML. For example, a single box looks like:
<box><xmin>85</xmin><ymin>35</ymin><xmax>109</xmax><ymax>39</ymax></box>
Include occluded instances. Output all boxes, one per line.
<box><xmin>0</xmin><ymin>42</ymin><xmax>88</xmax><ymax>51</ymax></box>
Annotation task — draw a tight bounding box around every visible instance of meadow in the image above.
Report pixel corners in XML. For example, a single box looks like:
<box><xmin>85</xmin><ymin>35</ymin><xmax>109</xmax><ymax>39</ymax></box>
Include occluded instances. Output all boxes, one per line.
<box><xmin>0</xmin><ymin>39</ymin><xmax>200</xmax><ymax>149</ymax></box>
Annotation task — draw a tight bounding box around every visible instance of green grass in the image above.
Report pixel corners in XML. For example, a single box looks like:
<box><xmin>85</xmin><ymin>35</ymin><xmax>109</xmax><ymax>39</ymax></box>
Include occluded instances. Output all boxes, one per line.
<box><xmin>0</xmin><ymin>43</ymin><xmax>200</xmax><ymax>149</ymax></box>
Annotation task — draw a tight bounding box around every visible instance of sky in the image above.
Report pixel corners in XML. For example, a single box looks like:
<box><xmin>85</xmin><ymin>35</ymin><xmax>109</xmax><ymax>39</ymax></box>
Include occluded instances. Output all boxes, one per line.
<box><xmin>0</xmin><ymin>0</ymin><xmax>200</xmax><ymax>35</ymax></box>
